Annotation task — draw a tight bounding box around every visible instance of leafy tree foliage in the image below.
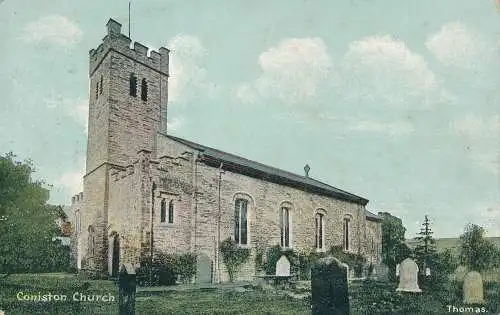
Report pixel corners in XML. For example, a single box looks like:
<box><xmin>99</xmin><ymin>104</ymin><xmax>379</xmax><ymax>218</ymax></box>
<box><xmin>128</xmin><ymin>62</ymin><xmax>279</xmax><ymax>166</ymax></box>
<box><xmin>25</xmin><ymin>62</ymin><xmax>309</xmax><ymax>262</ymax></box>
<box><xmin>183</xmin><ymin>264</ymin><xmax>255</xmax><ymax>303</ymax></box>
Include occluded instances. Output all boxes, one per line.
<box><xmin>378</xmin><ymin>212</ymin><xmax>411</xmax><ymax>280</ymax></box>
<box><xmin>0</xmin><ymin>153</ymin><xmax>70</xmax><ymax>274</ymax></box>
<box><xmin>459</xmin><ymin>223</ymin><xmax>497</xmax><ymax>271</ymax></box>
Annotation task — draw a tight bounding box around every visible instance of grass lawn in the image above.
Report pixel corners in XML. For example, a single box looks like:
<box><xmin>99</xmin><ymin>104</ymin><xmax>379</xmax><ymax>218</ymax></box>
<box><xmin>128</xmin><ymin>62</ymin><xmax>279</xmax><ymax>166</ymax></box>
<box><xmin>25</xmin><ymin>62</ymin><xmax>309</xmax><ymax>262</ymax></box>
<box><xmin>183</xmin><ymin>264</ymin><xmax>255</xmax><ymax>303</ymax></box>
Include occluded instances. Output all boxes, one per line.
<box><xmin>0</xmin><ymin>274</ymin><xmax>311</xmax><ymax>315</ymax></box>
<box><xmin>1</xmin><ymin>273</ymin><xmax>499</xmax><ymax>314</ymax></box>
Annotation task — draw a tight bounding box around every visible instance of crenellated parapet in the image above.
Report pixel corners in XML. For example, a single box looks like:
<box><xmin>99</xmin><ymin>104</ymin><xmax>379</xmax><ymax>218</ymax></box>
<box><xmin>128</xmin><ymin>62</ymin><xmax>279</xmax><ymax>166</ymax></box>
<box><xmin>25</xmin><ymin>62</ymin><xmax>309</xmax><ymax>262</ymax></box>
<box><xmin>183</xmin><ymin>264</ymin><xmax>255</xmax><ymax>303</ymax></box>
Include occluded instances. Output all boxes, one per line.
<box><xmin>89</xmin><ymin>19</ymin><xmax>169</xmax><ymax>76</ymax></box>
<box><xmin>71</xmin><ymin>192</ymin><xmax>84</xmax><ymax>206</ymax></box>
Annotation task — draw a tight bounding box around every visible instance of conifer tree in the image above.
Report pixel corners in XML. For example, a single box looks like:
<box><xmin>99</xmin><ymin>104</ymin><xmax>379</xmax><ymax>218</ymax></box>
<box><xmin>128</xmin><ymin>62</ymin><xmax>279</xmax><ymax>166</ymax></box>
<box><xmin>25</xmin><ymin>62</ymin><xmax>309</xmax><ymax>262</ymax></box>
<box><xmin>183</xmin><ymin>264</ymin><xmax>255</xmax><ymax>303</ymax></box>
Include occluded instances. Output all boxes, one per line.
<box><xmin>414</xmin><ymin>215</ymin><xmax>436</xmax><ymax>274</ymax></box>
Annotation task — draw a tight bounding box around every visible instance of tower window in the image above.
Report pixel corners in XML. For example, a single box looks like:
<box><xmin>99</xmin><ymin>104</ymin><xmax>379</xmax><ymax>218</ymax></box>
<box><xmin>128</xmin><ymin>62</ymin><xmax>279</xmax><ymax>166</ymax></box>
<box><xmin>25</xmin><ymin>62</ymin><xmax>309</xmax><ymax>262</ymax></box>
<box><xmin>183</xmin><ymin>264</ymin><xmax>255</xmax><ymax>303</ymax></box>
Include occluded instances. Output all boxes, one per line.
<box><xmin>141</xmin><ymin>78</ymin><xmax>148</xmax><ymax>101</ymax></box>
<box><xmin>129</xmin><ymin>73</ymin><xmax>137</xmax><ymax>97</ymax></box>
<box><xmin>168</xmin><ymin>200</ymin><xmax>174</xmax><ymax>224</ymax></box>
<box><xmin>99</xmin><ymin>75</ymin><xmax>103</xmax><ymax>94</ymax></box>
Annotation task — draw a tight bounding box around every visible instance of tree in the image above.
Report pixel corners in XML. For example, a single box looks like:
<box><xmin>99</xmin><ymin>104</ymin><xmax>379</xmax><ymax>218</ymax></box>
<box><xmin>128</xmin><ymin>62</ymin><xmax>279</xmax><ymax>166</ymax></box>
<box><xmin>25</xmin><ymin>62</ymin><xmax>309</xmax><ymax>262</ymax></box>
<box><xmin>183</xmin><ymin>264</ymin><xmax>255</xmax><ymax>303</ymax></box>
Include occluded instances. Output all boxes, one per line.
<box><xmin>459</xmin><ymin>223</ymin><xmax>496</xmax><ymax>271</ymax></box>
<box><xmin>414</xmin><ymin>215</ymin><xmax>437</xmax><ymax>273</ymax></box>
<box><xmin>0</xmin><ymin>153</ymin><xmax>69</xmax><ymax>274</ymax></box>
<box><xmin>378</xmin><ymin>212</ymin><xmax>411</xmax><ymax>280</ymax></box>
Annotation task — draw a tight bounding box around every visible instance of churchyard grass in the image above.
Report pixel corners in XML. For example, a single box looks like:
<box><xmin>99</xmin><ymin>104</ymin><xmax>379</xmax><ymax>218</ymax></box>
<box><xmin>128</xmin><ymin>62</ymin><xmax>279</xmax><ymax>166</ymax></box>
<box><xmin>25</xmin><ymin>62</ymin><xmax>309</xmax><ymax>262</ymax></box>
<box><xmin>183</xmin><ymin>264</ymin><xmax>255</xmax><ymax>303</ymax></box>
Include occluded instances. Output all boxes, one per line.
<box><xmin>1</xmin><ymin>273</ymin><xmax>499</xmax><ymax>314</ymax></box>
<box><xmin>0</xmin><ymin>273</ymin><xmax>312</xmax><ymax>314</ymax></box>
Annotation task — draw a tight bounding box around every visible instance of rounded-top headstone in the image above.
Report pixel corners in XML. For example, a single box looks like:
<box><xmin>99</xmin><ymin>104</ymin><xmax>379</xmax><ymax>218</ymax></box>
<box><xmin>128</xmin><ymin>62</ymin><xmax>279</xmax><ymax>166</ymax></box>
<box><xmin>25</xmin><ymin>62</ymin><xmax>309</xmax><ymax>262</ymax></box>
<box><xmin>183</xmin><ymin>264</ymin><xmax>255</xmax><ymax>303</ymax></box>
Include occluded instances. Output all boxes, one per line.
<box><xmin>396</xmin><ymin>258</ymin><xmax>422</xmax><ymax>293</ymax></box>
<box><xmin>463</xmin><ymin>271</ymin><xmax>485</xmax><ymax>305</ymax></box>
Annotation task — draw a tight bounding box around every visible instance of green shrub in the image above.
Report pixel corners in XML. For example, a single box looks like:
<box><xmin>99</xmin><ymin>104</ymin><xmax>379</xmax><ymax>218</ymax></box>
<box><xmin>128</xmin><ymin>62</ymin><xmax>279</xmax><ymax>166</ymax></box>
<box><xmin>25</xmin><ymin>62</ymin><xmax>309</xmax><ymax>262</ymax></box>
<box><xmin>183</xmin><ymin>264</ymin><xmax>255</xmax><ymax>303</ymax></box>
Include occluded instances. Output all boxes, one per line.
<box><xmin>254</xmin><ymin>247</ymin><xmax>265</xmax><ymax>272</ymax></box>
<box><xmin>328</xmin><ymin>246</ymin><xmax>366</xmax><ymax>277</ymax></box>
<box><xmin>297</xmin><ymin>250</ymin><xmax>327</xmax><ymax>280</ymax></box>
<box><xmin>220</xmin><ymin>238</ymin><xmax>251</xmax><ymax>282</ymax></box>
<box><xmin>136</xmin><ymin>252</ymin><xmax>196</xmax><ymax>286</ymax></box>
<box><xmin>174</xmin><ymin>252</ymin><xmax>196</xmax><ymax>284</ymax></box>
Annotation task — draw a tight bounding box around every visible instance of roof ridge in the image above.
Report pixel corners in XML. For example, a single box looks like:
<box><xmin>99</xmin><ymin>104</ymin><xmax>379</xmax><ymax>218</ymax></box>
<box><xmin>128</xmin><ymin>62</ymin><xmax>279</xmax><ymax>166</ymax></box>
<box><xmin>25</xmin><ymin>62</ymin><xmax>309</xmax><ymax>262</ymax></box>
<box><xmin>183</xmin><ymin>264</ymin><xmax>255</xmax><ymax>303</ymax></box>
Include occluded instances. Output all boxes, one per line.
<box><xmin>163</xmin><ymin>134</ymin><xmax>368</xmax><ymax>204</ymax></box>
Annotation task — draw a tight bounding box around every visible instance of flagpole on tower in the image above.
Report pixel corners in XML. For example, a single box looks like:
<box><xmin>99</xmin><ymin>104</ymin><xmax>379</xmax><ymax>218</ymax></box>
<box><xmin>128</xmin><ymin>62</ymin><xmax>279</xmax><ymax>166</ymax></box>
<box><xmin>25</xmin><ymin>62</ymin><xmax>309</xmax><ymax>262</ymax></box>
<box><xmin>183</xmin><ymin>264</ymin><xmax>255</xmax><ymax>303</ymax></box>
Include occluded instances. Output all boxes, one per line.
<box><xmin>128</xmin><ymin>1</ymin><xmax>131</xmax><ymax>38</ymax></box>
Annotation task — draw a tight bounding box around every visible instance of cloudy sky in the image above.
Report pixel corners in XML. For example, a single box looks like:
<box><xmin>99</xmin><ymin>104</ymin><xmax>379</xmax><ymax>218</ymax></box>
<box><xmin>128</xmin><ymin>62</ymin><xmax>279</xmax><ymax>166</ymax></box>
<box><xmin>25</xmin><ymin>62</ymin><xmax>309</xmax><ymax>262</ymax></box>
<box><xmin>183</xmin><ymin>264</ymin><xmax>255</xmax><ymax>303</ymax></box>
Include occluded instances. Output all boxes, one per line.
<box><xmin>1</xmin><ymin>0</ymin><xmax>499</xmax><ymax>238</ymax></box>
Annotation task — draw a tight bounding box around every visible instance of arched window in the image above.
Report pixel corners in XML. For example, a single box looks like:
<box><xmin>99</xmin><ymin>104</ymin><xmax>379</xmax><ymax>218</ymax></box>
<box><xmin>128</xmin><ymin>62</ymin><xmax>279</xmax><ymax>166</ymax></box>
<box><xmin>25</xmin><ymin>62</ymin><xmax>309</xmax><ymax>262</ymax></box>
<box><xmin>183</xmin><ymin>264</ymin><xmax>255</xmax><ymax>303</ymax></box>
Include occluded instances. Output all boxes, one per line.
<box><xmin>168</xmin><ymin>200</ymin><xmax>174</xmax><ymax>224</ymax></box>
<box><xmin>234</xmin><ymin>199</ymin><xmax>248</xmax><ymax>245</ymax></box>
<box><xmin>129</xmin><ymin>73</ymin><xmax>137</xmax><ymax>97</ymax></box>
<box><xmin>88</xmin><ymin>226</ymin><xmax>95</xmax><ymax>256</ymax></box>
<box><xmin>280</xmin><ymin>206</ymin><xmax>291</xmax><ymax>248</ymax></box>
<box><xmin>141</xmin><ymin>78</ymin><xmax>148</xmax><ymax>101</ymax></box>
<box><xmin>343</xmin><ymin>217</ymin><xmax>350</xmax><ymax>251</ymax></box>
<box><xmin>315</xmin><ymin>212</ymin><xmax>325</xmax><ymax>251</ymax></box>
<box><xmin>99</xmin><ymin>75</ymin><xmax>103</xmax><ymax>94</ymax></box>
<box><xmin>160</xmin><ymin>199</ymin><xmax>166</xmax><ymax>223</ymax></box>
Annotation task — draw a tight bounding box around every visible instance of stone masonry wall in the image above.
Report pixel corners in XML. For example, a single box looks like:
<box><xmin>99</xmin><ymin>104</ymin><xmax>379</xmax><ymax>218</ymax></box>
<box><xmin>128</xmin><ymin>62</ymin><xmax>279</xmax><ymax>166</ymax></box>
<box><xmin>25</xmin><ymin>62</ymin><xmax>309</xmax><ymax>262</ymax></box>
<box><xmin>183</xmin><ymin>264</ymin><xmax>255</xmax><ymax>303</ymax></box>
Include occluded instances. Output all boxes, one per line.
<box><xmin>149</xmin><ymin>134</ymin><xmax>380</xmax><ymax>283</ymax></box>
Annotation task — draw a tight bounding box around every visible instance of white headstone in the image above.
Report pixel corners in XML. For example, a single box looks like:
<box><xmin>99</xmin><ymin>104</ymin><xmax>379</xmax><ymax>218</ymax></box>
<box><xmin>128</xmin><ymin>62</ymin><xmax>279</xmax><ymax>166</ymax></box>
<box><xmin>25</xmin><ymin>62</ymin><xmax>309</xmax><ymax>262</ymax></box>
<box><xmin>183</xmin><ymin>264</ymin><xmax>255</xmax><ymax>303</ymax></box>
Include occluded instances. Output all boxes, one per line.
<box><xmin>396</xmin><ymin>258</ymin><xmax>421</xmax><ymax>293</ymax></box>
<box><xmin>463</xmin><ymin>271</ymin><xmax>485</xmax><ymax>305</ymax></box>
<box><xmin>276</xmin><ymin>255</ymin><xmax>291</xmax><ymax>276</ymax></box>
<box><xmin>396</xmin><ymin>264</ymin><xmax>400</xmax><ymax>277</ymax></box>
<box><xmin>425</xmin><ymin>267</ymin><xmax>431</xmax><ymax>276</ymax></box>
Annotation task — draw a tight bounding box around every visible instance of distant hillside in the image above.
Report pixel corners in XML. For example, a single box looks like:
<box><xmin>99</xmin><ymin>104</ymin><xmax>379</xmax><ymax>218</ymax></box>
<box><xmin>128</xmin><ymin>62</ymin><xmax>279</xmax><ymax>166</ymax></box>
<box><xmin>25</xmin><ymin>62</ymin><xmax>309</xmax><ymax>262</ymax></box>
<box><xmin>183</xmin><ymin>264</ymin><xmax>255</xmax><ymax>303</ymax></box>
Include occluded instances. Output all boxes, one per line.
<box><xmin>406</xmin><ymin>237</ymin><xmax>500</xmax><ymax>257</ymax></box>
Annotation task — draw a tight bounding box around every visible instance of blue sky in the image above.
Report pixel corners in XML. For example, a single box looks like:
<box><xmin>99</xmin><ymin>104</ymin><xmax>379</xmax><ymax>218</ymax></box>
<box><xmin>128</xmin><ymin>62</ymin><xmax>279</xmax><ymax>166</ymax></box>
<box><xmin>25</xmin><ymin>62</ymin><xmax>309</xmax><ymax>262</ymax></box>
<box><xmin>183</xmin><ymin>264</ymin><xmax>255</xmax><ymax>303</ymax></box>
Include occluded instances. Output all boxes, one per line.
<box><xmin>1</xmin><ymin>0</ymin><xmax>499</xmax><ymax>238</ymax></box>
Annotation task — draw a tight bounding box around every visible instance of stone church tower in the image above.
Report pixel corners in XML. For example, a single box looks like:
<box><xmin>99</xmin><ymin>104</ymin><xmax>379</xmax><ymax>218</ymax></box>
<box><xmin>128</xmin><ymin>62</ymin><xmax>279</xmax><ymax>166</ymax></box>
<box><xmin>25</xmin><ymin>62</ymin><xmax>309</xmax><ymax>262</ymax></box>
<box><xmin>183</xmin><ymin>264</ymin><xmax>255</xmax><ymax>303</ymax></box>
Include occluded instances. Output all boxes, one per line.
<box><xmin>72</xmin><ymin>19</ymin><xmax>169</xmax><ymax>272</ymax></box>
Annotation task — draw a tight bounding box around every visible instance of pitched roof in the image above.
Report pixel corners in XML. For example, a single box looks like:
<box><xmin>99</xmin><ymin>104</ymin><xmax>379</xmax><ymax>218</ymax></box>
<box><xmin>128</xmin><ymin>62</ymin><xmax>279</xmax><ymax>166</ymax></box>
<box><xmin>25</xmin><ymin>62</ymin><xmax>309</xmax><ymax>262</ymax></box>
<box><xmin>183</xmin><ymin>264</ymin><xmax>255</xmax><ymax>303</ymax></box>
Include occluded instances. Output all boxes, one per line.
<box><xmin>164</xmin><ymin>134</ymin><xmax>369</xmax><ymax>205</ymax></box>
<box><xmin>365</xmin><ymin>210</ymin><xmax>382</xmax><ymax>222</ymax></box>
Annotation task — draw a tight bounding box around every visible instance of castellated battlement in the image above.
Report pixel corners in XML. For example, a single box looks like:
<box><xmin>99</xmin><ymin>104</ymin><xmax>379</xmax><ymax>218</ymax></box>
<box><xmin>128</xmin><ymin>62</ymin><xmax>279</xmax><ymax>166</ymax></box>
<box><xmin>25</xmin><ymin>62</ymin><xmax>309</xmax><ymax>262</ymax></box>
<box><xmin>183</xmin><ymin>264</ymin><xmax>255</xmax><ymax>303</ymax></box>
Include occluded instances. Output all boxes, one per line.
<box><xmin>71</xmin><ymin>192</ymin><xmax>84</xmax><ymax>205</ymax></box>
<box><xmin>89</xmin><ymin>19</ymin><xmax>169</xmax><ymax>76</ymax></box>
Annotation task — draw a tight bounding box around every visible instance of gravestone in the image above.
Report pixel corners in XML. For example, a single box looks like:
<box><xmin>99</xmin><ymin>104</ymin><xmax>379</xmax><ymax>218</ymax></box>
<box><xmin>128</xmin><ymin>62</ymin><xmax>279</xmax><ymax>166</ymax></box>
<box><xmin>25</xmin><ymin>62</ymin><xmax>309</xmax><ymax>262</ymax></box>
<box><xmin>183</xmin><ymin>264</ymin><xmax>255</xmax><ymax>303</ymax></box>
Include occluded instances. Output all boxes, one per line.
<box><xmin>311</xmin><ymin>256</ymin><xmax>349</xmax><ymax>315</ymax></box>
<box><xmin>425</xmin><ymin>267</ymin><xmax>431</xmax><ymax>277</ymax></box>
<box><xmin>463</xmin><ymin>271</ymin><xmax>485</xmax><ymax>305</ymax></box>
<box><xmin>119</xmin><ymin>263</ymin><xmax>136</xmax><ymax>315</ymax></box>
<box><xmin>276</xmin><ymin>255</ymin><xmax>291</xmax><ymax>276</ymax></box>
<box><xmin>374</xmin><ymin>263</ymin><xmax>389</xmax><ymax>281</ymax></box>
<box><xmin>196</xmin><ymin>252</ymin><xmax>213</xmax><ymax>283</ymax></box>
<box><xmin>396</xmin><ymin>258</ymin><xmax>421</xmax><ymax>293</ymax></box>
<box><xmin>396</xmin><ymin>264</ymin><xmax>400</xmax><ymax>277</ymax></box>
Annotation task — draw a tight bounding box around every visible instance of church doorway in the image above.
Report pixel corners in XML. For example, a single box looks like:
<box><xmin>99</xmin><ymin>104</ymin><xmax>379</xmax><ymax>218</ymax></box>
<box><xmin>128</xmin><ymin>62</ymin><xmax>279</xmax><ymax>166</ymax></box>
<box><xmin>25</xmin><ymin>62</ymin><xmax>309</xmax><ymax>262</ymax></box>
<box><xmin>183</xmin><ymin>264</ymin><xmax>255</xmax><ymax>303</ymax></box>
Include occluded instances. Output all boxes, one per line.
<box><xmin>111</xmin><ymin>234</ymin><xmax>120</xmax><ymax>277</ymax></box>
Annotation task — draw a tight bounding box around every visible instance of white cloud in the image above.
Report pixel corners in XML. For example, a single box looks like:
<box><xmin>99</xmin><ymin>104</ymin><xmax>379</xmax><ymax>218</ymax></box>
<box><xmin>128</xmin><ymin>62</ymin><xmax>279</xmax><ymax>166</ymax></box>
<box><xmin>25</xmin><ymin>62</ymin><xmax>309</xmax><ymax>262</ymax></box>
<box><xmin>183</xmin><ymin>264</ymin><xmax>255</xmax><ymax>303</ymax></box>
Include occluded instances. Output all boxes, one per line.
<box><xmin>167</xmin><ymin>35</ymin><xmax>218</xmax><ymax>103</ymax></box>
<box><xmin>341</xmin><ymin>35</ymin><xmax>442</xmax><ymax>106</ymax></box>
<box><xmin>166</xmin><ymin>117</ymin><xmax>184</xmax><ymax>132</ymax></box>
<box><xmin>46</xmin><ymin>95</ymin><xmax>88</xmax><ymax>133</ymax></box>
<box><xmin>426</xmin><ymin>22</ymin><xmax>488</xmax><ymax>69</ymax></box>
<box><xmin>348</xmin><ymin>119</ymin><xmax>415</xmax><ymax>137</ymax></box>
<box><xmin>55</xmin><ymin>157</ymin><xmax>85</xmax><ymax>195</ymax></box>
<box><xmin>450</xmin><ymin>114</ymin><xmax>500</xmax><ymax>137</ymax></box>
<box><xmin>450</xmin><ymin>114</ymin><xmax>500</xmax><ymax>175</ymax></box>
<box><xmin>21</xmin><ymin>15</ymin><xmax>83</xmax><ymax>47</ymax></box>
<box><xmin>236</xmin><ymin>37</ymin><xmax>332</xmax><ymax>104</ymax></box>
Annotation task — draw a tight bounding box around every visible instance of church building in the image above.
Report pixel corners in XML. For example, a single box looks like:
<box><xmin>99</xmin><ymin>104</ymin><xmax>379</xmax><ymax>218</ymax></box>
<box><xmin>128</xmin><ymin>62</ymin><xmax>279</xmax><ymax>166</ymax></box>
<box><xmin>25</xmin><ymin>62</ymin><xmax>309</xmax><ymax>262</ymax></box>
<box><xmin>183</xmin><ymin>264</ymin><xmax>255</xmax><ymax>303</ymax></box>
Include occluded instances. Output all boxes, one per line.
<box><xmin>70</xmin><ymin>19</ymin><xmax>382</xmax><ymax>283</ymax></box>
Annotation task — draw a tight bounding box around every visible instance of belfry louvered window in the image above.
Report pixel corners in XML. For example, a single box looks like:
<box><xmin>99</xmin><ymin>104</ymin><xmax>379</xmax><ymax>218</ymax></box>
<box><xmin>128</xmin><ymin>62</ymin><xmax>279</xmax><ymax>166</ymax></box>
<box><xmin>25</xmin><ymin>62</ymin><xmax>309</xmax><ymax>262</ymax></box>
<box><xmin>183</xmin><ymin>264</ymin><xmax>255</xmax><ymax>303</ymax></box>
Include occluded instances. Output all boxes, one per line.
<box><xmin>130</xmin><ymin>73</ymin><xmax>137</xmax><ymax>97</ymax></box>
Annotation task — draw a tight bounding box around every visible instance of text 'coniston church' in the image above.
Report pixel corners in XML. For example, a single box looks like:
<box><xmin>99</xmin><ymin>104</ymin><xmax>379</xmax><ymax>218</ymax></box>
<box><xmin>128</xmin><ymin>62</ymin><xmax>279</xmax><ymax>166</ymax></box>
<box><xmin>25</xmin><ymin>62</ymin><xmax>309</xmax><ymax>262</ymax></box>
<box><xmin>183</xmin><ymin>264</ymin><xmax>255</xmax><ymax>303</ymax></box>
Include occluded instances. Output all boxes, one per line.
<box><xmin>70</xmin><ymin>19</ymin><xmax>382</xmax><ymax>283</ymax></box>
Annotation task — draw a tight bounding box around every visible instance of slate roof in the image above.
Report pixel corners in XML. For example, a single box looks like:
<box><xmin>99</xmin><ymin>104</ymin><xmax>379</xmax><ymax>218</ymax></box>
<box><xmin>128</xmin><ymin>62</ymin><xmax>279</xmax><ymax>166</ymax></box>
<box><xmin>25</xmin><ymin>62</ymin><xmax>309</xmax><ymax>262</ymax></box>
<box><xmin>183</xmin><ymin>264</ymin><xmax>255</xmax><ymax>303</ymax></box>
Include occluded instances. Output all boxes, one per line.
<box><xmin>165</xmin><ymin>134</ymin><xmax>369</xmax><ymax>206</ymax></box>
<box><xmin>365</xmin><ymin>210</ymin><xmax>382</xmax><ymax>222</ymax></box>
